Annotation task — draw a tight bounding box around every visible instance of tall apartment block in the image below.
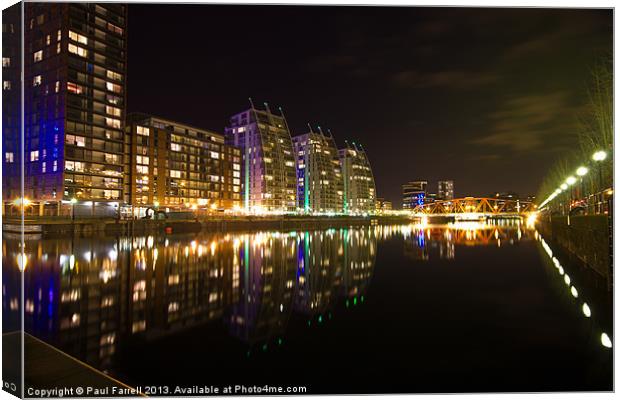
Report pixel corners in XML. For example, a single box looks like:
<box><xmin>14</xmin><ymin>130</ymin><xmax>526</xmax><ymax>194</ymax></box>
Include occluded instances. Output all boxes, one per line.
<box><xmin>339</xmin><ymin>142</ymin><xmax>376</xmax><ymax>213</ymax></box>
<box><xmin>437</xmin><ymin>180</ymin><xmax>454</xmax><ymax>200</ymax></box>
<box><xmin>3</xmin><ymin>3</ymin><xmax>127</xmax><ymax>214</ymax></box>
<box><xmin>125</xmin><ymin>114</ymin><xmax>242</xmax><ymax>212</ymax></box>
<box><xmin>403</xmin><ymin>181</ymin><xmax>428</xmax><ymax>209</ymax></box>
<box><xmin>225</xmin><ymin>103</ymin><xmax>297</xmax><ymax>213</ymax></box>
<box><xmin>292</xmin><ymin>128</ymin><xmax>344</xmax><ymax>213</ymax></box>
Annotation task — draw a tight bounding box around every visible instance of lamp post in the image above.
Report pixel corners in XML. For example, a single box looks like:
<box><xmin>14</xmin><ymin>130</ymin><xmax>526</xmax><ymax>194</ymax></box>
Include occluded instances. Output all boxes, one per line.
<box><xmin>592</xmin><ymin>150</ymin><xmax>607</xmax><ymax>213</ymax></box>
<box><xmin>576</xmin><ymin>166</ymin><xmax>588</xmax><ymax>211</ymax></box>
<box><xmin>70</xmin><ymin>197</ymin><xmax>78</xmax><ymax>222</ymax></box>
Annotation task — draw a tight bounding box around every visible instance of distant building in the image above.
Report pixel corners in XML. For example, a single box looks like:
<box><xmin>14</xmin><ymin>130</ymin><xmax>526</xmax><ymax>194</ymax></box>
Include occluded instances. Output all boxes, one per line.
<box><xmin>125</xmin><ymin>114</ymin><xmax>241</xmax><ymax>213</ymax></box>
<box><xmin>403</xmin><ymin>181</ymin><xmax>427</xmax><ymax>209</ymax></box>
<box><xmin>491</xmin><ymin>191</ymin><xmax>519</xmax><ymax>200</ymax></box>
<box><xmin>292</xmin><ymin>128</ymin><xmax>344</xmax><ymax>213</ymax></box>
<box><xmin>375</xmin><ymin>198</ymin><xmax>392</xmax><ymax>212</ymax></box>
<box><xmin>339</xmin><ymin>142</ymin><xmax>376</xmax><ymax>213</ymax></box>
<box><xmin>437</xmin><ymin>180</ymin><xmax>454</xmax><ymax>200</ymax></box>
<box><xmin>225</xmin><ymin>103</ymin><xmax>297</xmax><ymax>213</ymax></box>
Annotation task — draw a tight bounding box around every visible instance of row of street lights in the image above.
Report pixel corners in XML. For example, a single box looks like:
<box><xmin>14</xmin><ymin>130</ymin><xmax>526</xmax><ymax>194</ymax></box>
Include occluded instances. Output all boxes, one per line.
<box><xmin>538</xmin><ymin>150</ymin><xmax>608</xmax><ymax>211</ymax></box>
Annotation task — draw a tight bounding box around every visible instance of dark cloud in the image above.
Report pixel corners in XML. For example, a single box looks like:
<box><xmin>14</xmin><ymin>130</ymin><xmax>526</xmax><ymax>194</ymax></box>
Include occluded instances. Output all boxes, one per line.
<box><xmin>392</xmin><ymin>69</ymin><xmax>500</xmax><ymax>89</ymax></box>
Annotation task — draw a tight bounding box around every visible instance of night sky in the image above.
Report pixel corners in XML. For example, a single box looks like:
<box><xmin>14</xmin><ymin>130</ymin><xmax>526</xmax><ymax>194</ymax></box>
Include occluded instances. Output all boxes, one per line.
<box><xmin>127</xmin><ymin>5</ymin><xmax>612</xmax><ymax>207</ymax></box>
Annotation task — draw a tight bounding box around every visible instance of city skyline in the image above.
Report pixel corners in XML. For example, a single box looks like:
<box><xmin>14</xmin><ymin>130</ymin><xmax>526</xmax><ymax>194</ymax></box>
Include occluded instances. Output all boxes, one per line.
<box><xmin>127</xmin><ymin>5</ymin><xmax>612</xmax><ymax>206</ymax></box>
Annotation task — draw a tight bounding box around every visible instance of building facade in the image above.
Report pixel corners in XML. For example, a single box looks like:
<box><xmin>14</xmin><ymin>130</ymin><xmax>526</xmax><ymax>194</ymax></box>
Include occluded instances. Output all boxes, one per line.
<box><xmin>125</xmin><ymin>114</ymin><xmax>241</xmax><ymax>212</ymax></box>
<box><xmin>438</xmin><ymin>180</ymin><xmax>454</xmax><ymax>200</ymax></box>
<box><xmin>3</xmin><ymin>3</ymin><xmax>127</xmax><ymax>213</ymax></box>
<box><xmin>339</xmin><ymin>143</ymin><xmax>376</xmax><ymax>213</ymax></box>
<box><xmin>225</xmin><ymin>103</ymin><xmax>297</xmax><ymax>213</ymax></box>
<box><xmin>403</xmin><ymin>181</ymin><xmax>428</xmax><ymax>209</ymax></box>
<box><xmin>292</xmin><ymin>129</ymin><xmax>344</xmax><ymax>213</ymax></box>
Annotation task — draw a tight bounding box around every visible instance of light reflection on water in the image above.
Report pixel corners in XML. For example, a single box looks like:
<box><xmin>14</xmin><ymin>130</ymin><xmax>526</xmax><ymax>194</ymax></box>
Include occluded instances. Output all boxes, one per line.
<box><xmin>1</xmin><ymin>220</ymin><xmax>612</xmax><ymax>391</ymax></box>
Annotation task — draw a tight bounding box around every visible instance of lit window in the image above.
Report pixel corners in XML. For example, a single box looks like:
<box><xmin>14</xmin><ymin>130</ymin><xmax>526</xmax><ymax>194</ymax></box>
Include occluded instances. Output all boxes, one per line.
<box><xmin>170</xmin><ymin>170</ymin><xmax>181</xmax><ymax>178</ymax></box>
<box><xmin>106</xmin><ymin>94</ymin><xmax>121</xmax><ymax>105</ymax></box>
<box><xmin>42</xmin><ymin>162</ymin><xmax>46</xmax><ymax>173</ymax></box>
<box><xmin>136</xmin><ymin>155</ymin><xmax>149</xmax><ymax>165</ymax></box>
<box><xmin>46</xmin><ymin>35</ymin><xmax>50</xmax><ymax>45</ymax></box>
<box><xmin>106</xmin><ymin>70</ymin><xmax>122</xmax><ymax>81</ymax></box>
<box><xmin>210</xmin><ymin>151</ymin><xmax>219</xmax><ymax>159</ymax></box>
<box><xmin>56</xmin><ymin>43</ymin><xmax>61</xmax><ymax>54</ymax></box>
<box><xmin>68</xmin><ymin>43</ymin><xmax>88</xmax><ymax>57</ymax></box>
<box><xmin>57</xmin><ymin>29</ymin><xmax>61</xmax><ymax>41</ymax></box>
<box><xmin>33</xmin><ymin>50</ymin><xmax>43</xmax><ymax>62</ymax></box>
<box><xmin>136</xmin><ymin>126</ymin><xmax>150</xmax><ymax>136</ymax></box>
<box><xmin>3</xmin><ymin>81</ymin><xmax>10</xmax><ymax>90</ymax></box>
<box><xmin>2</xmin><ymin>57</ymin><xmax>10</xmax><ymax>67</ymax></box>
<box><xmin>106</xmin><ymin>22</ymin><xmax>123</xmax><ymax>35</ymax></box>
<box><xmin>136</xmin><ymin>165</ymin><xmax>149</xmax><ymax>174</ymax></box>
<box><xmin>33</xmin><ymin>75</ymin><xmax>42</xmax><ymax>87</ymax></box>
<box><xmin>53</xmin><ymin>160</ymin><xmax>57</xmax><ymax>172</ymax></box>
<box><xmin>171</xmin><ymin>143</ymin><xmax>181</xmax><ymax>152</ymax></box>
<box><xmin>105</xmin><ymin>105</ymin><xmax>121</xmax><ymax>117</ymax></box>
<box><xmin>55</xmin><ymin>81</ymin><xmax>60</xmax><ymax>93</ymax></box>
<box><xmin>67</xmin><ymin>82</ymin><xmax>83</xmax><ymax>94</ymax></box>
<box><xmin>68</xmin><ymin>30</ymin><xmax>87</xmax><ymax>45</ymax></box>
<box><xmin>5</xmin><ymin>152</ymin><xmax>14</xmax><ymax>163</ymax></box>
<box><xmin>105</xmin><ymin>117</ymin><xmax>121</xmax><ymax>128</ymax></box>
<box><xmin>75</xmin><ymin>136</ymin><xmax>85</xmax><ymax>147</ymax></box>
<box><xmin>30</xmin><ymin>150</ymin><xmax>39</xmax><ymax>162</ymax></box>
<box><xmin>105</xmin><ymin>82</ymin><xmax>121</xmax><ymax>93</ymax></box>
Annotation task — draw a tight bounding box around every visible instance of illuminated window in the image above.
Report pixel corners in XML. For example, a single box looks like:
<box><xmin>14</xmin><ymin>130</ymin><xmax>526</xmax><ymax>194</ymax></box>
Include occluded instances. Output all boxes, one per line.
<box><xmin>42</xmin><ymin>162</ymin><xmax>46</xmax><ymax>173</ymax></box>
<box><xmin>33</xmin><ymin>50</ymin><xmax>43</xmax><ymax>62</ymax></box>
<box><xmin>136</xmin><ymin>126</ymin><xmax>150</xmax><ymax>136</ymax></box>
<box><xmin>68</xmin><ymin>30</ymin><xmax>87</xmax><ymax>45</ymax></box>
<box><xmin>53</xmin><ymin>160</ymin><xmax>58</xmax><ymax>172</ymax></box>
<box><xmin>105</xmin><ymin>82</ymin><xmax>121</xmax><ymax>93</ymax></box>
<box><xmin>136</xmin><ymin>155</ymin><xmax>149</xmax><ymax>165</ymax></box>
<box><xmin>68</xmin><ymin>43</ymin><xmax>88</xmax><ymax>57</ymax></box>
<box><xmin>171</xmin><ymin>143</ymin><xmax>181</xmax><ymax>152</ymax></box>
<box><xmin>136</xmin><ymin>165</ymin><xmax>149</xmax><ymax>174</ymax></box>
<box><xmin>30</xmin><ymin>150</ymin><xmax>39</xmax><ymax>162</ymax></box>
<box><xmin>107</xmin><ymin>22</ymin><xmax>123</xmax><ymax>35</ymax></box>
<box><xmin>106</xmin><ymin>94</ymin><xmax>121</xmax><ymax>105</ymax></box>
<box><xmin>170</xmin><ymin>170</ymin><xmax>181</xmax><ymax>178</ymax></box>
<box><xmin>106</xmin><ymin>105</ymin><xmax>121</xmax><ymax>117</ymax></box>
<box><xmin>67</xmin><ymin>82</ymin><xmax>83</xmax><ymax>94</ymax></box>
<box><xmin>105</xmin><ymin>117</ymin><xmax>121</xmax><ymax>128</ymax></box>
<box><xmin>56</xmin><ymin>43</ymin><xmax>61</xmax><ymax>54</ymax></box>
<box><xmin>2</xmin><ymin>57</ymin><xmax>10</xmax><ymax>67</ymax></box>
<box><xmin>3</xmin><ymin>81</ymin><xmax>10</xmax><ymax>90</ymax></box>
<box><xmin>106</xmin><ymin>70</ymin><xmax>122</xmax><ymax>81</ymax></box>
<box><xmin>5</xmin><ymin>152</ymin><xmax>14</xmax><ymax>163</ymax></box>
<box><xmin>46</xmin><ymin>34</ymin><xmax>50</xmax><ymax>45</ymax></box>
<box><xmin>33</xmin><ymin>75</ymin><xmax>42</xmax><ymax>87</ymax></box>
<box><xmin>210</xmin><ymin>151</ymin><xmax>219</xmax><ymax>159</ymax></box>
<box><xmin>57</xmin><ymin>29</ymin><xmax>61</xmax><ymax>41</ymax></box>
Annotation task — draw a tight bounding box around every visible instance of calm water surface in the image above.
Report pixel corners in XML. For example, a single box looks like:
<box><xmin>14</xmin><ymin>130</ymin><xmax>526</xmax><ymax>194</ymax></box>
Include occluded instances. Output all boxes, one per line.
<box><xmin>3</xmin><ymin>222</ymin><xmax>613</xmax><ymax>393</ymax></box>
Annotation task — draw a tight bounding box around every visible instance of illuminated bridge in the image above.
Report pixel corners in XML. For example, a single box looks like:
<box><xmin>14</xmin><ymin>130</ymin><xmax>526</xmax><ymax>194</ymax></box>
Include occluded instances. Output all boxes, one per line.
<box><xmin>410</xmin><ymin>197</ymin><xmax>537</xmax><ymax>219</ymax></box>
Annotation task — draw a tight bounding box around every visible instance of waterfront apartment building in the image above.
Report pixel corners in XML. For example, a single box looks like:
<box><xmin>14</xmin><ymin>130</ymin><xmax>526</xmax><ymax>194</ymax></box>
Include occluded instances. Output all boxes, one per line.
<box><xmin>125</xmin><ymin>114</ymin><xmax>242</xmax><ymax>212</ymax></box>
<box><xmin>292</xmin><ymin>128</ymin><xmax>344</xmax><ymax>213</ymax></box>
<box><xmin>339</xmin><ymin>142</ymin><xmax>376</xmax><ymax>213</ymax></box>
<box><xmin>225</xmin><ymin>103</ymin><xmax>297</xmax><ymax>212</ymax></box>
<box><xmin>3</xmin><ymin>3</ymin><xmax>127</xmax><ymax>213</ymax></box>
<box><xmin>375</xmin><ymin>198</ymin><xmax>392</xmax><ymax>212</ymax></box>
<box><xmin>438</xmin><ymin>180</ymin><xmax>454</xmax><ymax>200</ymax></box>
<box><xmin>403</xmin><ymin>181</ymin><xmax>428</xmax><ymax>209</ymax></box>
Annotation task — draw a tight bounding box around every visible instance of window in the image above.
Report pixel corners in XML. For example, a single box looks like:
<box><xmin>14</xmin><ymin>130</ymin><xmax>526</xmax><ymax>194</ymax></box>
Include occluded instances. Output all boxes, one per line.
<box><xmin>170</xmin><ymin>170</ymin><xmax>181</xmax><ymax>178</ymax></box>
<box><xmin>106</xmin><ymin>70</ymin><xmax>122</xmax><ymax>81</ymax></box>
<box><xmin>105</xmin><ymin>117</ymin><xmax>121</xmax><ymax>128</ymax></box>
<box><xmin>107</xmin><ymin>22</ymin><xmax>123</xmax><ymax>35</ymax></box>
<box><xmin>67</xmin><ymin>82</ymin><xmax>83</xmax><ymax>94</ymax></box>
<box><xmin>53</xmin><ymin>160</ymin><xmax>58</xmax><ymax>172</ymax></box>
<box><xmin>65</xmin><ymin>160</ymin><xmax>84</xmax><ymax>172</ymax></box>
<box><xmin>105</xmin><ymin>105</ymin><xmax>121</xmax><ymax>117</ymax></box>
<box><xmin>68</xmin><ymin>30</ymin><xmax>87</xmax><ymax>45</ymax></box>
<box><xmin>55</xmin><ymin>81</ymin><xmax>60</xmax><ymax>93</ymax></box>
<box><xmin>106</xmin><ymin>82</ymin><xmax>121</xmax><ymax>93</ymax></box>
<box><xmin>2</xmin><ymin>57</ymin><xmax>9</xmax><ymax>67</ymax></box>
<box><xmin>33</xmin><ymin>50</ymin><xmax>43</xmax><ymax>62</ymax></box>
<box><xmin>136</xmin><ymin>165</ymin><xmax>149</xmax><ymax>174</ymax></box>
<box><xmin>3</xmin><ymin>81</ymin><xmax>10</xmax><ymax>90</ymax></box>
<box><xmin>57</xmin><ymin>29</ymin><xmax>61</xmax><ymax>41</ymax></box>
<box><xmin>136</xmin><ymin>155</ymin><xmax>149</xmax><ymax>165</ymax></box>
<box><xmin>56</xmin><ymin>43</ymin><xmax>61</xmax><ymax>54</ymax></box>
<box><xmin>136</xmin><ymin>126</ymin><xmax>150</xmax><ymax>136</ymax></box>
<box><xmin>210</xmin><ymin>151</ymin><xmax>219</xmax><ymax>159</ymax></box>
<box><xmin>33</xmin><ymin>75</ymin><xmax>42</xmax><ymax>87</ymax></box>
<box><xmin>30</xmin><ymin>150</ymin><xmax>39</xmax><ymax>162</ymax></box>
<box><xmin>42</xmin><ymin>162</ymin><xmax>46</xmax><ymax>173</ymax></box>
<box><xmin>106</xmin><ymin>94</ymin><xmax>121</xmax><ymax>105</ymax></box>
<box><xmin>68</xmin><ymin>43</ymin><xmax>88</xmax><ymax>57</ymax></box>
<box><xmin>171</xmin><ymin>143</ymin><xmax>181</xmax><ymax>152</ymax></box>
<box><xmin>5</xmin><ymin>152</ymin><xmax>14</xmax><ymax>163</ymax></box>
<box><xmin>46</xmin><ymin>34</ymin><xmax>51</xmax><ymax>45</ymax></box>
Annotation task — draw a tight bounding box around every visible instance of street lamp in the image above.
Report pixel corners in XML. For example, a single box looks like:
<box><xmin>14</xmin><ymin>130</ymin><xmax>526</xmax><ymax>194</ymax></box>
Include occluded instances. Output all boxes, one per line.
<box><xmin>592</xmin><ymin>150</ymin><xmax>607</xmax><ymax>162</ymax></box>
<box><xmin>592</xmin><ymin>150</ymin><xmax>607</xmax><ymax>213</ymax></box>
<box><xmin>576</xmin><ymin>167</ymin><xmax>588</xmax><ymax>207</ymax></box>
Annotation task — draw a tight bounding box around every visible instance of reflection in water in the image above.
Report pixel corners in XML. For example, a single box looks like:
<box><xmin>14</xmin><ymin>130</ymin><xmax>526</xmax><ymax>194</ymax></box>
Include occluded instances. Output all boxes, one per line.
<box><xmin>2</xmin><ymin>222</ymin><xmax>612</xmax><ymax>391</ymax></box>
<box><xmin>3</xmin><ymin>227</ymin><xmax>377</xmax><ymax>372</ymax></box>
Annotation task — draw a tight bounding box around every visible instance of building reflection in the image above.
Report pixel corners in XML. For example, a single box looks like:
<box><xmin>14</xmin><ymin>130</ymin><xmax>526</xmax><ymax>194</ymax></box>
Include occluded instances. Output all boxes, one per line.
<box><xmin>2</xmin><ymin>226</ymin><xmax>378</xmax><ymax>370</ymax></box>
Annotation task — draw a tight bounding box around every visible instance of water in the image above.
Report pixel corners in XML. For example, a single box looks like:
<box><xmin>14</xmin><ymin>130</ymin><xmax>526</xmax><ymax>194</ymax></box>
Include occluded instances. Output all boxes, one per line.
<box><xmin>3</xmin><ymin>222</ymin><xmax>613</xmax><ymax>394</ymax></box>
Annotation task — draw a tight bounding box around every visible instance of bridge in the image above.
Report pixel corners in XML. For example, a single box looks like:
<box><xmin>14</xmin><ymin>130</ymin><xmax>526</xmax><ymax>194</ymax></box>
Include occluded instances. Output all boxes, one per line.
<box><xmin>409</xmin><ymin>197</ymin><xmax>536</xmax><ymax>218</ymax></box>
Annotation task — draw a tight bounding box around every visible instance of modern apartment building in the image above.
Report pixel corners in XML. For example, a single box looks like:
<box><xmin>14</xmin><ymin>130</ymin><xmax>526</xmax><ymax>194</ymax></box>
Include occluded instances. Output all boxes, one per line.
<box><xmin>125</xmin><ymin>114</ymin><xmax>242</xmax><ymax>212</ymax></box>
<box><xmin>3</xmin><ymin>3</ymin><xmax>127</xmax><ymax>214</ymax></box>
<box><xmin>339</xmin><ymin>142</ymin><xmax>376</xmax><ymax>213</ymax></box>
<box><xmin>225</xmin><ymin>103</ymin><xmax>297</xmax><ymax>213</ymax></box>
<box><xmin>403</xmin><ymin>181</ymin><xmax>428</xmax><ymax>209</ymax></box>
<box><xmin>438</xmin><ymin>180</ymin><xmax>454</xmax><ymax>200</ymax></box>
<box><xmin>292</xmin><ymin>128</ymin><xmax>344</xmax><ymax>213</ymax></box>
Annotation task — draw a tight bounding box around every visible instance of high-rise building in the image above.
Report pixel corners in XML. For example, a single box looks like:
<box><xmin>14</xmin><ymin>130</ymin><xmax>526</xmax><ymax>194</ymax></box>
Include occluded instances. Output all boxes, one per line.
<box><xmin>225</xmin><ymin>103</ymin><xmax>297</xmax><ymax>213</ymax></box>
<box><xmin>3</xmin><ymin>3</ymin><xmax>127</xmax><ymax>213</ymax></box>
<box><xmin>438</xmin><ymin>180</ymin><xmax>454</xmax><ymax>200</ymax></box>
<box><xmin>403</xmin><ymin>181</ymin><xmax>428</xmax><ymax>209</ymax></box>
<box><xmin>375</xmin><ymin>198</ymin><xmax>392</xmax><ymax>212</ymax></box>
<box><xmin>292</xmin><ymin>128</ymin><xmax>344</xmax><ymax>213</ymax></box>
<box><xmin>339</xmin><ymin>142</ymin><xmax>376</xmax><ymax>213</ymax></box>
<box><xmin>125</xmin><ymin>114</ymin><xmax>242</xmax><ymax>213</ymax></box>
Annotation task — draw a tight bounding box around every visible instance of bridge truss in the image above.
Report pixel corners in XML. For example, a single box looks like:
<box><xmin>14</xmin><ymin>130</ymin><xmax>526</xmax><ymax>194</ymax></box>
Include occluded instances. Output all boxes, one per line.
<box><xmin>410</xmin><ymin>197</ymin><xmax>536</xmax><ymax>217</ymax></box>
